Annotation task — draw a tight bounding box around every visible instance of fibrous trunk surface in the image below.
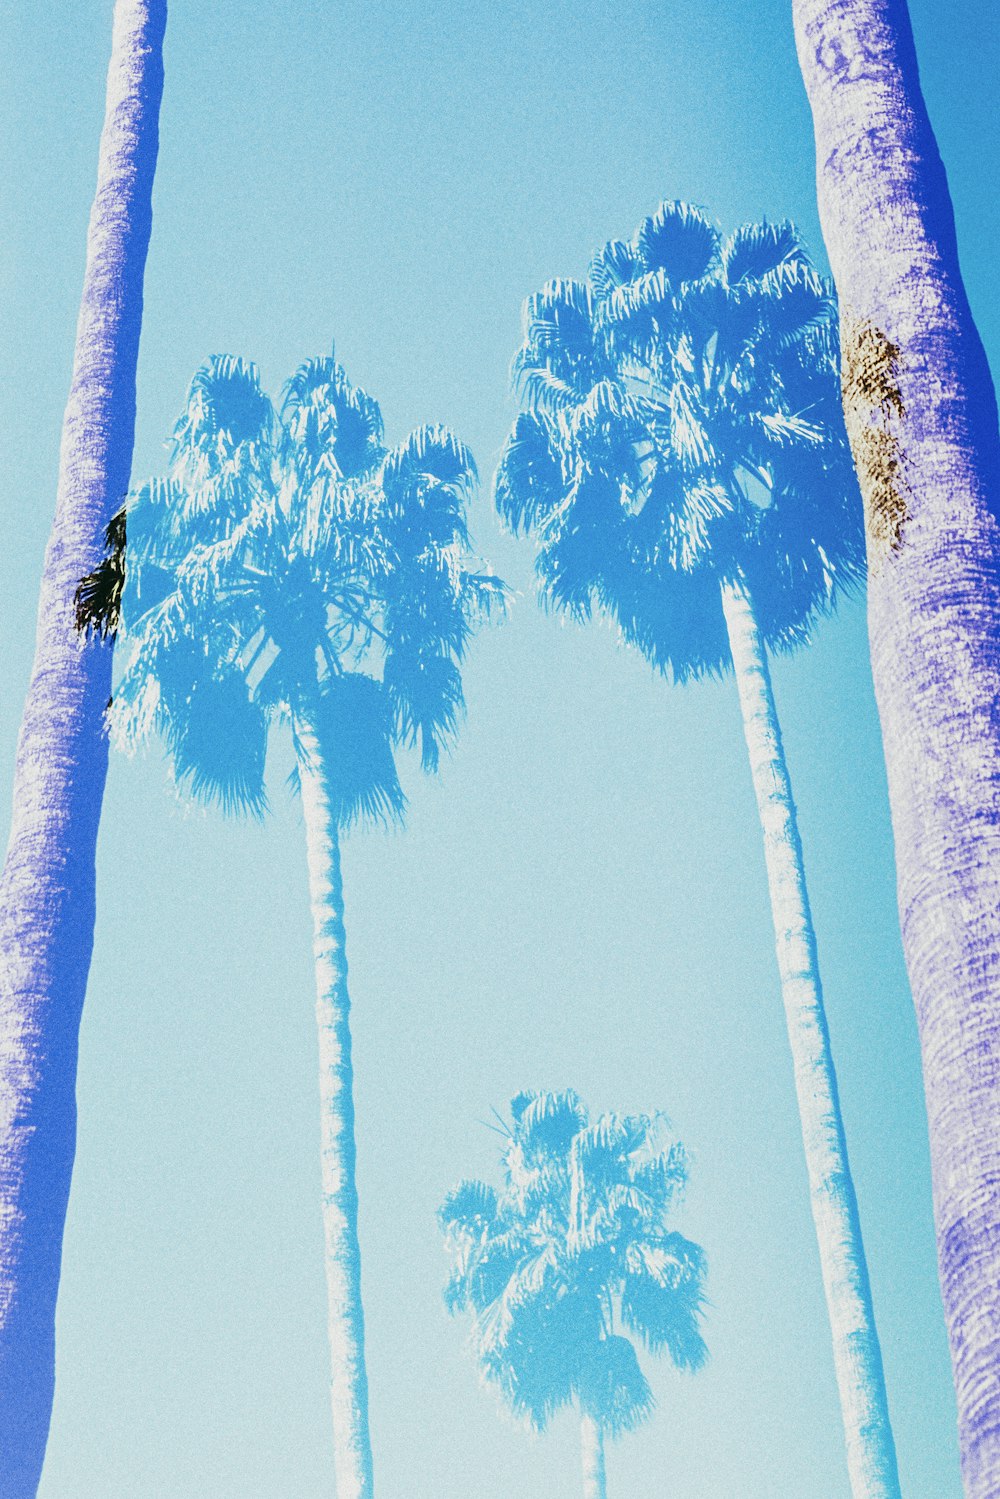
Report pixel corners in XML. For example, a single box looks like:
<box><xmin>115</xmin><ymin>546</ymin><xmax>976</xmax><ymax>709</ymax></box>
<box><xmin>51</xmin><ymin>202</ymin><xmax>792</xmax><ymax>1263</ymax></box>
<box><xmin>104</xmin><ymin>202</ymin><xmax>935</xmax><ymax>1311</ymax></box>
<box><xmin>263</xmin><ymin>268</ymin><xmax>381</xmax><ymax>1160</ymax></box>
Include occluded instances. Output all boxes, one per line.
<box><xmin>793</xmin><ymin>3</ymin><xmax>1000</xmax><ymax>1492</ymax></box>
<box><xmin>0</xmin><ymin>3</ymin><xmax>165</xmax><ymax>1492</ymax></box>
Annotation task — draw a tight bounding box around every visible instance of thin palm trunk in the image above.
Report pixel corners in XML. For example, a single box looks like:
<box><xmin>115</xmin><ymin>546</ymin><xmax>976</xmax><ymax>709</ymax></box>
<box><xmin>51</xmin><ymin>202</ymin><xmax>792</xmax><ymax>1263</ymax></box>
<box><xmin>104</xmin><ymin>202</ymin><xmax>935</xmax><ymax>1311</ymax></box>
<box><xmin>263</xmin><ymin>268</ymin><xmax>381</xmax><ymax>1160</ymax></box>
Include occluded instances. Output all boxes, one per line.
<box><xmin>793</xmin><ymin>4</ymin><xmax>1000</xmax><ymax>1491</ymax></box>
<box><xmin>0</xmin><ymin>4</ymin><xmax>165</xmax><ymax>1491</ymax></box>
<box><xmin>580</xmin><ymin>1414</ymin><xmax>607</xmax><ymax>1499</ymax></box>
<box><xmin>721</xmin><ymin>576</ymin><xmax>900</xmax><ymax>1498</ymax></box>
<box><xmin>297</xmin><ymin>716</ymin><xmax>374</xmax><ymax>1499</ymax></box>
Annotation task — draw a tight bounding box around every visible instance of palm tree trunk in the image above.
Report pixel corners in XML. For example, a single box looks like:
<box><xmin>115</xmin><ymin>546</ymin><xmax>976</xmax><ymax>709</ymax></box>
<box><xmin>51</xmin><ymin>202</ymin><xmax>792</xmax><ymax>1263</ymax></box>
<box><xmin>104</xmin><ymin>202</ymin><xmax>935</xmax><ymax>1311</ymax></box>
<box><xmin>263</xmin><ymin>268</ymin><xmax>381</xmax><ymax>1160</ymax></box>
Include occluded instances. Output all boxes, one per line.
<box><xmin>793</xmin><ymin>4</ymin><xmax>1000</xmax><ymax>1492</ymax></box>
<box><xmin>297</xmin><ymin>716</ymin><xmax>375</xmax><ymax>1499</ymax></box>
<box><xmin>0</xmin><ymin>5</ymin><xmax>165</xmax><ymax>1492</ymax></box>
<box><xmin>720</xmin><ymin>576</ymin><xmax>900</xmax><ymax>1498</ymax></box>
<box><xmin>580</xmin><ymin>1414</ymin><xmax>607</xmax><ymax>1499</ymax></box>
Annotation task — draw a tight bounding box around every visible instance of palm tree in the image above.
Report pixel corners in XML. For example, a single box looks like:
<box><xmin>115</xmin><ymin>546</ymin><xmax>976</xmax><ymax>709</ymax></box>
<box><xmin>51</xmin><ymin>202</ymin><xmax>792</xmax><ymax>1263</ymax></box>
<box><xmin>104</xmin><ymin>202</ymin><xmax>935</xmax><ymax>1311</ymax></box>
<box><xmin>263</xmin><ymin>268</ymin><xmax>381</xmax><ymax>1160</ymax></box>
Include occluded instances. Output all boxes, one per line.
<box><xmin>794</xmin><ymin>5</ymin><xmax>1000</xmax><ymax>1491</ymax></box>
<box><xmin>495</xmin><ymin>202</ymin><xmax>900</xmax><ymax>1498</ymax></box>
<box><xmin>0</xmin><ymin>3</ymin><xmax>166</xmax><ymax>1491</ymax></box>
<box><xmin>439</xmin><ymin>1090</ymin><xmax>706</xmax><ymax>1499</ymax></box>
<box><xmin>111</xmin><ymin>352</ymin><xmax>504</xmax><ymax>1499</ymax></box>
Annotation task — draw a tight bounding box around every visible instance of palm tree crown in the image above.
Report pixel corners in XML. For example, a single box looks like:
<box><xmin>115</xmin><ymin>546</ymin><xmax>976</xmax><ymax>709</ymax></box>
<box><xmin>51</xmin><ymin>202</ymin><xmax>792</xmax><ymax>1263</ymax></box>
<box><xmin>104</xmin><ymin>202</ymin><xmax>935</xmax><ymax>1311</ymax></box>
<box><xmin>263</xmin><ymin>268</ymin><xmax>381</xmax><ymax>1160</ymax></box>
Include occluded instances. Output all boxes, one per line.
<box><xmin>495</xmin><ymin>201</ymin><xmax>863</xmax><ymax>677</ymax></box>
<box><xmin>440</xmin><ymin>1090</ymin><xmax>707</xmax><ymax>1437</ymax></box>
<box><xmin>112</xmin><ymin>352</ymin><xmax>504</xmax><ymax>814</ymax></box>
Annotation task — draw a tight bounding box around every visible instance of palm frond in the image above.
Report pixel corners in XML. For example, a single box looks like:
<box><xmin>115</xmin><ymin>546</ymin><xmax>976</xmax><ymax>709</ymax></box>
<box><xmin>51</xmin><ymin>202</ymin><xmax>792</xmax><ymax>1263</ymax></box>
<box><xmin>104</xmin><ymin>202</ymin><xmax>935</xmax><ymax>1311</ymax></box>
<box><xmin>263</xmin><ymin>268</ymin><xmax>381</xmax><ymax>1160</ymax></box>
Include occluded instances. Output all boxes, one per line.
<box><xmin>621</xmin><ymin>1234</ymin><xmax>708</xmax><ymax>1370</ymax></box>
<box><xmin>382</xmin><ymin>425</ymin><xmax>478</xmax><ymax>504</ymax></box>
<box><xmin>494</xmin><ymin>413</ymin><xmax>564</xmax><ymax>534</ymax></box>
<box><xmin>108</xmin><ymin>663</ymin><xmax>165</xmax><ymax>753</ymax></box>
<box><xmin>439</xmin><ymin>1180</ymin><xmax>499</xmax><ymax>1237</ymax></box>
<box><xmin>512</xmin><ymin>365</ymin><xmax>583</xmax><ymax>420</ymax></box>
<box><xmin>741</xmin><ymin>260</ymin><xmax>835</xmax><ymax>348</ymax></box>
<box><xmin>597</xmin><ymin>268</ymin><xmax>676</xmax><ymax>341</ymax></box>
<box><xmin>589</xmin><ymin>238</ymin><xmax>640</xmax><ymax>299</ymax></box>
<box><xmin>171</xmin><ymin>354</ymin><xmax>275</xmax><ymax>473</ymax></box>
<box><xmin>383</xmin><ymin>646</ymin><xmax>464</xmax><ymax>773</ymax></box>
<box><xmin>633</xmin><ymin>201</ymin><xmax>721</xmax><ymax>285</ymax></box>
<box><xmin>281</xmin><ymin>356</ymin><xmax>385</xmax><ymax>480</ymax></box>
<box><xmin>515</xmin><ymin>1091</ymin><xmax>589</xmax><ymax>1161</ymax></box>
<box><xmin>522</xmin><ymin>278</ymin><xmax>594</xmax><ymax>353</ymax></box>
<box><xmin>630</xmin><ymin>1140</ymin><xmax>689</xmax><ymax>1208</ymax></box>
<box><xmin>74</xmin><ymin>505</ymin><xmax>127</xmax><ymax>640</ymax></box>
<box><xmin>296</xmin><ymin>673</ymin><xmax>405</xmax><ymax>830</ymax></box>
<box><xmin>722</xmin><ymin>219</ymin><xmax>805</xmax><ymax>287</ymax></box>
<box><xmin>484</xmin><ymin>1288</ymin><xmax>583</xmax><ymax>1430</ymax></box>
<box><xmin>575</xmin><ymin>1334</ymin><xmax>655</xmax><ymax>1435</ymax></box>
<box><xmin>165</xmin><ymin>660</ymin><xmax>270</xmax><ymax>819</ymax></box>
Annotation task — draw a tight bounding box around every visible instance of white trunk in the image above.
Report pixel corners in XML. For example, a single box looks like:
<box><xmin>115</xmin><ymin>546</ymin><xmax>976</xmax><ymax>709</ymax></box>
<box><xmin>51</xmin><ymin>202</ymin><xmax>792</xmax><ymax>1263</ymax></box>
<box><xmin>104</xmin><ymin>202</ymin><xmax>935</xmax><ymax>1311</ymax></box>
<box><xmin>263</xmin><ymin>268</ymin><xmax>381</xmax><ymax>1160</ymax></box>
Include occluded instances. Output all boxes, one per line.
<box><xmin>721</xmin><ymin>575</ymin><xmax>900</xmax><ymax>1498</ymax></box>
<box><xmin>298</xmin><ymin>718</ymin><xmax>374</xmax><ymax>1499</ymax></box>
<box><xmin>580</xmin><ymin>1414</ymin><xmax>607</xmax><ymax>1499</ymax></box>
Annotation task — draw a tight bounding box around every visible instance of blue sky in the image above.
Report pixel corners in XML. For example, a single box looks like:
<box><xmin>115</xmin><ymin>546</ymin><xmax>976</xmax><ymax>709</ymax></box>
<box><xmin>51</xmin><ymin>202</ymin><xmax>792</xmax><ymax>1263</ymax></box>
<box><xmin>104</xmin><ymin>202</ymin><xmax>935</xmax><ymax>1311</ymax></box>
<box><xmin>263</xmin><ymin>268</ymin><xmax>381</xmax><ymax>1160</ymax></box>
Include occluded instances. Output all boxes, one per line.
<box><xmin>1</xmin><ymin>1</ymin><xmax>998</xmax><ymax>1494</ymax></box>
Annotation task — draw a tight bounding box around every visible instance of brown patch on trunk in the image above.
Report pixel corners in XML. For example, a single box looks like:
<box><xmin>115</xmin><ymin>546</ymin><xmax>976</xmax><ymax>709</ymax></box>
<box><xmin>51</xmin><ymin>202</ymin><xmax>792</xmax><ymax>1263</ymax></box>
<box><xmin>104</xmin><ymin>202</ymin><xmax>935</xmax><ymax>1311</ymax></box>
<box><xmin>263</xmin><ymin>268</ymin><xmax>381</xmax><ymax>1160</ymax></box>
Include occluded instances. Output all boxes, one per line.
<box><xmin>841</xmin><ymin>318</ymin><xmax>909</xmax><ymax>566</ymax></box>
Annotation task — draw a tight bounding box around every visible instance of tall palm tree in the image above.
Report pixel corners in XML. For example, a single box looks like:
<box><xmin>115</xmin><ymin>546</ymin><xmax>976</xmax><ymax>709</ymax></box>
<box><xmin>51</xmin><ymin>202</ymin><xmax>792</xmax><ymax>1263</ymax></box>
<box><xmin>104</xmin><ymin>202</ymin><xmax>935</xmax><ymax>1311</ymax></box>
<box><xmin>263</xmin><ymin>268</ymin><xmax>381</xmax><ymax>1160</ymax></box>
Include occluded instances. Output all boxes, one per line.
<box><xmin>495</xmin><ymin>202</ymin><xmax>900</xmax><ymax>1498</ymax></box>
<box><xmin>111</xmin><ymin>352</ymin><xmax>504</xmax><ymax>1499</ymax></box>
<box><xmin>439</xmin><ymin>1090</ymin><xmax>706</xmax><ymax>1499</ymax></box>
<box><xmin>0</xmin><ymin>4</ymin><xmax>166</xmax><ymax>1491</ymax></box>
<box><xmin>794</xmin><ymin>5</ymin><xmax>1000</xmax><ymax>1491</ymax></box>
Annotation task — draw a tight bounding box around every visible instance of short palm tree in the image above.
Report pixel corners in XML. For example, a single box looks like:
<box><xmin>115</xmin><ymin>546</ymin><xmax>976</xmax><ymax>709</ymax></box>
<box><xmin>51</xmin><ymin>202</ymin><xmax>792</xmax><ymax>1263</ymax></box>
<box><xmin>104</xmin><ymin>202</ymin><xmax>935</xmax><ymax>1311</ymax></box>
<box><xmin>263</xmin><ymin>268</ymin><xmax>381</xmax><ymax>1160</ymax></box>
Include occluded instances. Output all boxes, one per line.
<box><xmin>495</xmin><ymin>203</ymin><xmax>900</xmax><ymax>1498</ymax></box>
<box><xmin>440</xmin><ymin>1089</ymin><xmax>706</xmax><ymax>1499</ymax></box>
<box><xmin>112</xmin><ymin>352</ymin><xmax>504</xmax><ymax>1499</ymax></box>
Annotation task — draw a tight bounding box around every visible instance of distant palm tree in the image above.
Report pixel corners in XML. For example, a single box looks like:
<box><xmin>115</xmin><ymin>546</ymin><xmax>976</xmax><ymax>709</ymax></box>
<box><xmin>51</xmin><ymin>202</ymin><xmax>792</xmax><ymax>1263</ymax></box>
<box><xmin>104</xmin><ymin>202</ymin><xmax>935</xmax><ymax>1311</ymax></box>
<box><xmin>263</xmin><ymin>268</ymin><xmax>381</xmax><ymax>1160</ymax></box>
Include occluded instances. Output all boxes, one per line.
<box><xmin>112</xmin><ymin>352</ymin><xmax>504</xmax><ymax>1499</ymax></box>
<box><xmin>440</xmin><ymin>1090</ymin><xmax>706</xmax><ymax>1499</ymax></box>
<box><xmin>0</xmin><ymin>3</ymin><xmax>166</xmax><ymax>1491</ymax></box>
<box><xmin>495</xmin><ymin>203</ymin><xmax>900</xmax><ymax>1498</ymax></box>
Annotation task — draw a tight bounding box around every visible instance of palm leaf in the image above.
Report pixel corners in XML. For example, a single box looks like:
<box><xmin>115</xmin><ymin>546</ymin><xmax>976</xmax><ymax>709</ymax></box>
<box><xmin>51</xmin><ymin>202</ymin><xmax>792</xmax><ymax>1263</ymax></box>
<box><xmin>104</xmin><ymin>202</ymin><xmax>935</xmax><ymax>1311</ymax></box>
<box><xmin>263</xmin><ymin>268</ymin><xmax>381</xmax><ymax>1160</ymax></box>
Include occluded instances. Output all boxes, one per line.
<box><xmin>514</xmin><ymin>1091</ymin><xmax>589</xmax><ymax>1161</ymax></box>
<box><xmin>589</xmin><ymin>238</ymin><xmax>640</xmax><ymax>299</ymax></box>
<box><xmin>381</xmin><ymin>425</ymin><xmax>478</xmax><ymax>507</ymax></box>
<box><xmin>164</xmin><ymin>659</ymin><xmax>269</xmax><ymax>818</ymax></box>
<box><xmin>172</xmin><ymin>354</ymin><xmax>275</xmax><ymax>469</ymax></box>
<box><xmin>484</xmin><ymin>1292</ymin><xmax>580</xmax><ymax>1430</ymax></box>
<box><xmin>281</xmin><ymin>356</ymin><xmax>385</xmax><ymax>480</ymax></box>
<box><xmin>630</xmin><ymin>1141</ymin><xmax>689</xmax><ymax>1209</ymax></box>
<box><xmin>494</xmin><ymin>412</ymin><xmax>566</xmax><ymax>534</ymax></box>
<box><xmin>522</xmin><ymin>278</ymin><xmax>594</xmax><ymax>360</ymax></box>
<box><xmin>575</xmin><ymin>1334</ymin><xmax>655</xmax><ymax>1435</ymax></box>
<box><xmin>722</xmin><ymin>219</ymin><xmax>805</xmax><ymax>287</ymax></box>
<box><xmin>621</xmin><ymin>1235</ymin><xmax>708</xmax><ymax>1370</ymax></box>
<box><xmin>296</xmin><ymin>672</ymin><xmax>405</xmax><ymax>830</ymax></box>
<box><xmin>74</xmin><ymin>506</ymin><xmax>127</xmax><ymax>640</ymax></box>
<box><xmin>634</xmin><ymin>201</ymin><xmax>721</xmax><ymax>285</ymax></box>
<box><xmin>742</xmin><ymin>260</ymin><xmax>835</xmax><ymax>347</ymax></box>
<box><xmin>439</xmin><ymin>1180</ymin><xmax>499</xmax><ymax>1236</ymax></box>
<box><xmin>597</xmin><ymin>268</ymin><xmax>676</xmax><ymax>341</ymax></box>
<box><xmin>383</xmin><ymin>646</ymin><xmax>464</xmax><ymax>773</ymax></box>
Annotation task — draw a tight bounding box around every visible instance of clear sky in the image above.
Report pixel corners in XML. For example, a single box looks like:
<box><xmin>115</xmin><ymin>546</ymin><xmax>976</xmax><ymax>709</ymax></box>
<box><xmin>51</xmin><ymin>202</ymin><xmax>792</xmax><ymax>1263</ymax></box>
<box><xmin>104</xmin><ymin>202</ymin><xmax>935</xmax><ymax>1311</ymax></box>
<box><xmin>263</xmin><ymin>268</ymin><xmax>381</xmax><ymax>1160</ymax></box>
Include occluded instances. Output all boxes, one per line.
<box><xmin>1</xmin><ymin>1</ymin><xmax>998</xmax><ymax>1495</ymax></box>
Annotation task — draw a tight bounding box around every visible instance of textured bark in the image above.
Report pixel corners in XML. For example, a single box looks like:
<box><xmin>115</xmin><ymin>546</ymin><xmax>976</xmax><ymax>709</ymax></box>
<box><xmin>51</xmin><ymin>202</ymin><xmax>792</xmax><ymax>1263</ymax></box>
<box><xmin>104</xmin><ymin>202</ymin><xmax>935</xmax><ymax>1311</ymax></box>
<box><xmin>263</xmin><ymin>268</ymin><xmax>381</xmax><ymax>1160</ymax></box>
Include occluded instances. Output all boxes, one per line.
<box><xmin>297</xmin><ymin>718</ymin><xmax>375</xmax><ymax>1499</ymax></box>
<box><xmin>792</xmin><ymin>4</ymin><xmax>1000</xmax><ymax>1493</ymax></box>
<box><xmin>580</xmin><ymin>1414</ymin><xmax>607</xmax><ymax>1499</ymax></box>
<box><xmin>0</xmin><ymin>4</ymin><xmax>165</xmax><ymax>1492</ymax></box>
<box><xmin>721</xmin><ymin>577</ymin><xmax>900</xmax><ymax>1498</ymax></box>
